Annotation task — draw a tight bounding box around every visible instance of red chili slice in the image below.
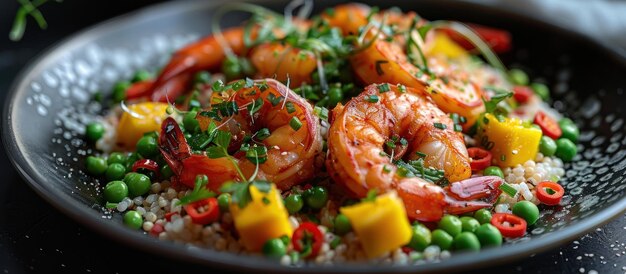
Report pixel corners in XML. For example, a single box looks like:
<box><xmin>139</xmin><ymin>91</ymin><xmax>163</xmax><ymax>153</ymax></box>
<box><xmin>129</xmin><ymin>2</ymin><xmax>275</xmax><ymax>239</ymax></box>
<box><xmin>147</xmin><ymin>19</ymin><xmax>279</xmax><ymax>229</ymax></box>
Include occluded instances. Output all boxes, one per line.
<box><xmin>534</xmin><ymin>111</ymin><xmax>562</xmax><ymax>139</ymax></box>
<box><xmin>132</xmin><ymin>159</ymin><xmax>160</xmax><ymax>177</ymax></box>
<box><xmin>442</xmin><ymin>24</ymin><xmax>511</xmax><ymax>53</ymax></box>
<box><xmin>184</xmin><ymin>197</ymin><xmax>220</xmax><ymax>225</ymax></box>
<box><xmin>513</xmin><ymin>86</ymin><xmax>533</xmax><ymax>104</ymax></box>
<box><xmin>150</xmin><ymin>223</ymin><xmax>164</xmax><ymax>236</ymax></box>
<box><xmin>536</xmin><ymin>181</ymin><xmax>565</xmax><ymax>206</ymax></box>
<box><xmin>292</xmin><ymin>222</ymin><xmax>324</xmax><ymax>258</ymax></box>
<box><xmin>491</xmin><ymin>213</ymin><xmax>527</xmax><ymax>238</ymax></box>
<box><xmin>467</xmin><ymin>147</ymin><xmax>493</xmax><ymax>171</ymax></box>
<box><xmin>125</xmin><ymin>80</ymin><xmax>155</xmax><ymax>100</ymax></box>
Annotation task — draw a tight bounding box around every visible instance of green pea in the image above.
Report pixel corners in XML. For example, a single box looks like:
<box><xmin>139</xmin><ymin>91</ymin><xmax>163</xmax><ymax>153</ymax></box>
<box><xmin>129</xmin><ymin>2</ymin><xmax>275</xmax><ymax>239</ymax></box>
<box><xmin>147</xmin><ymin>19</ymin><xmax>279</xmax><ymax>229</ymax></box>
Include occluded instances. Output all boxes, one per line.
<box><xmin>407</xmin><ymin>223</ymin><xmax>431</xmax><ymax>251</ymax></box>
<box><xmin>123</xmin><ymin>172</ymin><xmax>151</xmax><ymax>197</ymax></box>
<box><xmin>86</xmin><ymin>156</ymin><xmax>107</xmax><ymax>176</ymax></box>
<box><xmin>438</xmin><ymin>215</ymin><xmax>462</xmax><ymax>237</ymax></box>
<box><xmin>104</xmin><ymin>180</ymin><xmax>128</xmax><ymax>203</ymax></box>
<box><xmin>508</xmin><ymin>69</ymin><xmax>528</xmax><ymax>86</ymax></box>
<box><xmin>555</xmin><ymin>138</ymin><xmax>577</xmax><ymax>162</ymax></box>
<box><xmin>183</xmin><ymin>111</ymin><xmax>200</xmax><ymax>133</ymax></box>
<box><xmin>530</xmin><ymin>83</ymin><xmax>550</xmax><ymax>101</ymax></box>
<box><xmin>136</xmin><ymin>135</ymin><xmax>158</xmax><ymax>158</ymax></box>
<box><xmin>105</xmin><ymin>163</ymin><xmax>127</xmax><ymax>181</ymax></box>
<box><xmin>284</xmin><ymin>194</ymin><xmax>304</xmax><ymax>214</ymax></box>
<box><xmin>431</xmin><ymin>229</ymin><xmax>453</xmax><ymax>250</ymax></box>
<box><xmin>123</xmin><ymin>210</ymin><xmax>143</xmax><ymax>230</ymax></box>
<box><xmin>539</xmin><ymin>136</ymin><xmax>557</xmax><ymax>157</ymax></box>
<box><xmin>125</xmin><ymin>152</ymin><xmax>141</xmax><ymax>172</ymax></box>
<box><xmin>262</xmin><ymin>238</ymin><xmax>286</xmax><ymax>259</ymax></box>
<box><xmin>112</xmin><ymin>81</ymin><xmax>130</xmax><ymax>103</ymax></box>
<box><xmin>304</xmin><ymin>186</ymin><xmax>328</xmax><ymax>209</ymax></box>
<box><xmin>483</xmin><ymin>166</ymin><xmax>504</xmax><ymax>178</ymax></box>
<box><xmin>460</xmin><ymin>216</ymin><xmax>480</xmax><ymax>233</ymax></box>
<box><xmin>160</xmin><ymin>164</ymin><xmax>173</xmax><ymax>179</ymax></box>
<box><xmin>222</xmin><ymin>56</ymin><xmax>242</xmax><ymax>80</ymax></box>
<box><xmin>474</xmin><ymin>209</ymin><xmax>492</xmax><ymax>224</ymax></box>
<box><xmin>107</xmin><ymin>152</ymin><xmax>126</xmax><ymax>165</ymax></box>
<box><xmin>327</xmin><ymin>86</ymin><xmax>343</xmax><ymax>108</ymax></box>
<box><xmin>559</xmin><ymin>120</ymin><xmax>579</xmax><ymax>143</ymax></box>
<box><xmin>512</xmin><ymin>201</ymin><xmax>540</xmax><ymax>225</ymax></box>
<box><xmin>334</xmin><ymin>214</ymin><xmax>352</xmax><ymax>236</ymax></box>
<box><xmin>453</xmin><ymin>232</ymin><xmax>481</xmax><ymax>251</ymax></box>
<box><xmin>475</xmin><ymin>223</ymin><xmax>502</xmax><ymax>247</ymax></box>
<box><xmin>217</xmin><ymin>193</ymin><xmax>230</xmax><ymax>212</ymax></box>
<box><xmin>131</xmin><ymin>70</ymin><xmax>152</xmax><ymax>83</ymax></box>
<box><xmin>85</xmin><ymin>122</ymin><xmax>105</xmax><ymax>142</ymax></box>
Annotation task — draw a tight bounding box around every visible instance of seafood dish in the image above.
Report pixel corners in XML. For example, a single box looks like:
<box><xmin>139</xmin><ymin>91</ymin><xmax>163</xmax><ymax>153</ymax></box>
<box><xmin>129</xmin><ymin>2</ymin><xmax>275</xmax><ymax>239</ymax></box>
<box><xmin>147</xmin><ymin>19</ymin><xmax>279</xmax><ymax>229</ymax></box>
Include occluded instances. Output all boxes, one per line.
<box><xmin>80</xmin><ymin>2</ymin><xmax>580</xmax><ymax>266</ymax></box>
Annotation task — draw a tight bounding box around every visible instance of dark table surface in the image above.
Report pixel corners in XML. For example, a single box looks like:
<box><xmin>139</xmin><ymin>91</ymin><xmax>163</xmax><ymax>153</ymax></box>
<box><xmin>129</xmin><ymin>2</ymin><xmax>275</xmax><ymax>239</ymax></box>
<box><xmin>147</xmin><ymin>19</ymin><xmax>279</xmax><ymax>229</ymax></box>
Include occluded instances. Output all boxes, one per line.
<box><xmin>1</xmin><ymin>1</ymin><xmax>625</xmax><ymax>273</ymax></box>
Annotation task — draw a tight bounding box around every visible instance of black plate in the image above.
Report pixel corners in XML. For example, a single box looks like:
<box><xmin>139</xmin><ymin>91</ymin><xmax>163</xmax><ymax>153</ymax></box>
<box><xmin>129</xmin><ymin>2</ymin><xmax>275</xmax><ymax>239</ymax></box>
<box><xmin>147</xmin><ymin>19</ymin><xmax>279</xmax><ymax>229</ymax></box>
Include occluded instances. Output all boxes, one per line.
<box><xmin>3</xmin><ymin>0</ymin><xmax>626</xmax><ymax>273</ymax></box>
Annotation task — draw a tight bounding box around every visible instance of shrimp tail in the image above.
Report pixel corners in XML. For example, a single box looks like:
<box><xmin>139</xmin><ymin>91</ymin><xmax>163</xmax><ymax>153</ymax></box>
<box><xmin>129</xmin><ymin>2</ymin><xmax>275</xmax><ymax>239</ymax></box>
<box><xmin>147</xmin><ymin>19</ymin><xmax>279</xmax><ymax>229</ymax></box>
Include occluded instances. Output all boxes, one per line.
<box><xmin>444</xmin><ymin>176</ymin><xmax>503</xmax><ymax>215</ymax></box>
<box><xmin>159</xmin><ymin>117</ymin><xmax>191</xmax><ymax>176</ymax></box>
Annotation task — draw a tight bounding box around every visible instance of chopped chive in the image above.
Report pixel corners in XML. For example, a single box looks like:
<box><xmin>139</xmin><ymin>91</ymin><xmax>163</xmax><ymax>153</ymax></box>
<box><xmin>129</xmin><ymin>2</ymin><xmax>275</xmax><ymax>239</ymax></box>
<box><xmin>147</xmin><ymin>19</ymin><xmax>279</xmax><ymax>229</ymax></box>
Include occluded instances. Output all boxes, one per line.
<box><xmin>382</xmin><ymin>165</ymin><xmax>391</xmax><ymax>173</ymax></box>
<box><xmin>268</xmin><ymin>93</ymin><xmax>283</xmax><ymax>106</ymax></box>
<box><xmin>415</xmin><ymin>151</ymin><xmax>426</xmax><ymax>158</ymax></box>
<box><xmin>500</xmin><ymin>155</ymin><xmax>506</xmax><ymax>161</ymax></box>
<box><xmin>330</xmin><ymin>237</ymin><xmax>341</xmax><ymax>249</ymax></box>
<box><xmin>286</xmin><ymin>101</ymin><xmax>296</xmax><ymax>114</ymax></box>
<box><xmin>365</xmin><ymin>95</ymin><xmax>379</xmax><ymax>103</ymax></box>
<box><xmin>290</xmin><ymin>117</ymin><xmax>302</xmax><ymax>131</ymax></box>
<box><xmin>397</xmin><ymin>84</ymin><xmax>406</xmax><ymax>93</ymax></box>
<box><xmin>313</xmin><ymin>106</ymin><xmax>329</xmax><ymax>121</ymax></box>
<box><xmin>377</xmin><ymin>83</ymin><xmax>390</xmax><ymax>93</ymax></box>
<box><xmin>459</xmin><ymin>116</ymin><xmax>467</xmax><ymax>124</ymax></box>
<box><xmin>400</xmin><ymin>137</ymin><xmax>408</xmax><ymax>146</ymax></box>
<box><xmin>105</xmin><ymin>202</ymin><xmax>118</xmax><ymax>209</ymax></box>
<box><xmin>244</xmin><ymin>77</ymin><xmax>254</xmax><ymax>88</ymax></box>
<box><xmin>449</xmin><ymin>113</ymin><xmax>460</xmax><ymax>124</ymax></box>
<box><xmin>212</xmin><ymin>80</ymin><xmax>225</xmax><ymax>92</ymax></box>
<box><xmin>499</xmin><ymin>182</ymin><xmax>518</xmax><ymax>197</ymax></box>
<box><xmin>255</xmin><ymin>128</ymin><xmax>270</xmax><ymax>140</ymax></box>
<box><xmin>433</xmin><ymin>122</ymin><xmax>447</xmax><ymax>130</ymax></box>
<box><xmin>454</xmin><ymin>124</ymin><xmax>463</xmax><ymax>132</ymax></box>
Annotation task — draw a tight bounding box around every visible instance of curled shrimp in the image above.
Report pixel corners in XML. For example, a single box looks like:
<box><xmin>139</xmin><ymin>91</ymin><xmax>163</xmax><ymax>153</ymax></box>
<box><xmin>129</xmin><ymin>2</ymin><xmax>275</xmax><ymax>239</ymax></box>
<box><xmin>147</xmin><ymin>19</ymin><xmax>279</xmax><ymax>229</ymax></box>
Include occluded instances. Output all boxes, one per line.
<box><xmin>326</xmin><ymin>83</ymin><xmax>500</xmax><ymax>221</ymax></box>
<box><xmin>159</xmin><ymin>79</ymin><xmax>323</xmax><ymax>191</ymax></box>
<box><xmin>323</xmin><ymin>4</ymin><xmax>486</xmax><ymax>129</ymax></box>
<box><xmin>249</xmin><ymin>43</ymin><xmax>318</xmax><ymax>86</ymax></box>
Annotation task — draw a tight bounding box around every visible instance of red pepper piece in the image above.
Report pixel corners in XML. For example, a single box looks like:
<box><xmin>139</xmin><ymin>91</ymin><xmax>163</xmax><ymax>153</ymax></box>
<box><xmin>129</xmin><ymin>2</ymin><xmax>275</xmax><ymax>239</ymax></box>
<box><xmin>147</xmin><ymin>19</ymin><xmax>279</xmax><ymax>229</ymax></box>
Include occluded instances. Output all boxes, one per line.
<box><xmin>184</xmin><ymin>197</ymin><xmax>220</xmax><ymax>225</ymax></box>
<box><xmin>491</xmin><ymin>213</ymin><xmax>527</xmax><ymax>238</ymax></box>
<box><xmin>132</xmin><ymin>159</ymin><xmax>160</xmax><ymax>177</ymax></box>
<box><xmin>536</xmin><ymin>181</ymin><xmax>565</xmax><ymax>206</ymax></box>
<box><xmin>513</xmin><ymin>86</ymin><xmax>534</xmax><ymax>104</ymax></box>
<box><xmin>467</xmin><ymin>147</ymin><xmax>493</xmax><ymax>171</ymax></box>
<box><xmin>292</xmin><ymin>222</ymin><xmax>324</xmax><ymax>258</ymax></box>
<box><xmin>534</xmin><ymin>111</ymin><xmax>562</xmax><ymax>139</ymax></box>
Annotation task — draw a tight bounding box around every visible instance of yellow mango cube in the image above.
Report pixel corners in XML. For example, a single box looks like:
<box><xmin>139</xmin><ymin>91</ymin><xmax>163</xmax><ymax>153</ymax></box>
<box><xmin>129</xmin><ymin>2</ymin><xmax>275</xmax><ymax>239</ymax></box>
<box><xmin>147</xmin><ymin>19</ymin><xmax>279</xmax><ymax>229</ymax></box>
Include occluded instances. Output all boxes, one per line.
<box><xmin>230</xmin><ymin>184</ymin><xmax>293</xmax><ymax>251</ymax></box>
<box><xmin>479</xmin><ymin>113</ymin><xmax>542</xmax><ymax>167</ymax></box>
<box><xmin>339</xmin><ymin>191</ymin><xmax>412</xmax><ymax>259</ymax></box>
<box><xmin>116</xmin><ymin>102</ymin><xmax>169</xmax><ymax>149</ymax></box>
<box><xmin>426</xmin><ymin>32</ymin><xmax>468</xmax><ymax>59</ymax></box>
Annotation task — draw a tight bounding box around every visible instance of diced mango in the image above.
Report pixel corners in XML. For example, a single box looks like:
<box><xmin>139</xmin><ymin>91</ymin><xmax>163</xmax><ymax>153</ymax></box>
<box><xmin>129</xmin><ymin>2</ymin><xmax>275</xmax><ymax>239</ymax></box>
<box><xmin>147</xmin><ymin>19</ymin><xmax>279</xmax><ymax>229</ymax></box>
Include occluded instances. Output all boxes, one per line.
<box><xmin>426</xmin><ymin>32</ymin><xmax>468</xmax><ymax>59</ymax></box>
<box><xmin>339</xmin><ymin>192</ymin><xmax>412</xmax><ymax>258</ymax></box>
<box><xmin>478</xmin><ymin>113</ymin><xmax>542</xmax><ymax>167</ymax></box>
<box><xmin>230</xmin><ymin>184</ymin><xmax>293</xmax><ymax>251</ymax></box>
<box><xmin>116</xmin><ymin>102</ymin><xmax>169</xmax><ymax>149</ymax></box>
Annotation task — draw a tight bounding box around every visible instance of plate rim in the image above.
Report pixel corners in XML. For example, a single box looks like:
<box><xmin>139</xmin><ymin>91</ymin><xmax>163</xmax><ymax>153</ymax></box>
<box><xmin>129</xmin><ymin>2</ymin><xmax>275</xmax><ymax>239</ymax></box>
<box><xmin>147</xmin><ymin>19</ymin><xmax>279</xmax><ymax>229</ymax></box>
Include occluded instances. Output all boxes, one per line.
<box><xmin>2</xmin><ymin>0</ymin><xmax>626</xmax><ymax>272</ymax></box>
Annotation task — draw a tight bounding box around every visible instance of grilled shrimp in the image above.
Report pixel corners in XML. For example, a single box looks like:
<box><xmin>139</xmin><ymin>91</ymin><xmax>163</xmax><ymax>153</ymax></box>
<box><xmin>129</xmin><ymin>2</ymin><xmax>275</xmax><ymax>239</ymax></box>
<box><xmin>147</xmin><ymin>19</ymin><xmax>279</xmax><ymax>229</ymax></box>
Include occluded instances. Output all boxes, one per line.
<box><xmin>326</xmin><ymin>84</ymin><xmax>501</xmax><ymax>221</ymax></box>
<box><xmin>323</xmin><ymin>4</ymin><xmax>486</xmax><ymax>129</ymax></box>
<box><xmin>126</xmin><ymin>16</ymin><xmax>318</xmax><ymax>102</ymax></box>
<box><xmin>159</xmin><ymin>79</ymin><xmax>323</xmax><ymax>191</ymax></box>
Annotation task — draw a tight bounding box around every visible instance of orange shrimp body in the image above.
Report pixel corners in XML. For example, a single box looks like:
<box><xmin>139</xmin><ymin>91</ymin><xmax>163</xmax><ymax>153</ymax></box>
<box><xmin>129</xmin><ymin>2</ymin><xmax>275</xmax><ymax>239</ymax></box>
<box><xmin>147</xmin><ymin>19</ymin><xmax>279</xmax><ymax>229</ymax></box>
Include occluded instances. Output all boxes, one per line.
<box><xmin>326</xmin><ymin>84</ymin><xmax>500</xmax><ymax>221</ymax></box>
<box><xmin>160</xmin><ymin>79</ymin><xmax>323</xmax><ymax>192</ymax></box>
<box><xmin>250</xmin><ymin>43</ymin><xmax>318</xmax><ymax>87</ymax></box>
<box><xmin>323</xmin><ymin>4</ymin><xmax>486</xmax><ymax>129</ymax></box>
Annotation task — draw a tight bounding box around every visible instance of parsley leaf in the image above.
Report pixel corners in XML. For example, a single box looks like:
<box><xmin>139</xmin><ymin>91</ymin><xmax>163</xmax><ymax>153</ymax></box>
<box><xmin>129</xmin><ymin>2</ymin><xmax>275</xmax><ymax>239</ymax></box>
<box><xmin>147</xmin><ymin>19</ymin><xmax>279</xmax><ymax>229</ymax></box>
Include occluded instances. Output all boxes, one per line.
<box><xmin>177</xmin><ymin>175</ymin><xmax>215</xmax><ymax>206</ymax></box>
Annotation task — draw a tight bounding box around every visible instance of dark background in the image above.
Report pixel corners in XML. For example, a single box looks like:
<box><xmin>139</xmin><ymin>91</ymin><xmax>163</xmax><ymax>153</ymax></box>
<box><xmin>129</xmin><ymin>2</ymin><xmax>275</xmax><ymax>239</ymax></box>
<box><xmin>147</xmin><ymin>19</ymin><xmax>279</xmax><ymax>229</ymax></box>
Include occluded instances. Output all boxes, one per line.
<box><xmin>1</xmin><ymin>0</ymin><xmax>625</xmax><ymax>273</ymax></box>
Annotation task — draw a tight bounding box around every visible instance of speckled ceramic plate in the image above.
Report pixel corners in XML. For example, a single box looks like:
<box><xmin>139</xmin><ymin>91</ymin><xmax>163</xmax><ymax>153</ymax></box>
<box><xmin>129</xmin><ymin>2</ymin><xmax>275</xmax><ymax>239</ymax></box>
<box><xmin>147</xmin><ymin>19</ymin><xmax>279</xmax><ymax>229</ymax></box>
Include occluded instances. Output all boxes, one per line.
<box><xmin>3</xmin><ymin>0</ymin><xmax>626</xmax><ymax>272</ymax></box>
